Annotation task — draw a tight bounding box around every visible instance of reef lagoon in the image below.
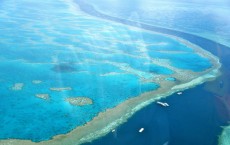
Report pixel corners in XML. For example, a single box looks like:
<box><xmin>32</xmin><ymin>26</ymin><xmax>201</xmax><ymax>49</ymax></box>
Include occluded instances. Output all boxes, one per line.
<box><xmin>0</xmin><ymin>0</ymin><xmax>226</xmax><ymax>145</ymax></box>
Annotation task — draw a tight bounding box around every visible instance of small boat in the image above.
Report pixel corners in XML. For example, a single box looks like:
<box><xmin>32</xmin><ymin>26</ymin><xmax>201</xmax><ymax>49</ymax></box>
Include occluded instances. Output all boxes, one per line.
<box><xmin>177</xmin><ymin>92</ymin><xmax>183</xmax><ymax>95</ymax></box>
<box><xmin>139</xmin><ymin>128</ymin><xmax>144</xmax><ymax>133</ymax></box>
<box><xmin>157</xmin><ymin>101</ymin><xmax>169</xmax><ymax>107</ymax></box>
<box><xmin>112</xmin><ymin>129</ymin><xmax>116</xmax><ymax>132</ymax></box>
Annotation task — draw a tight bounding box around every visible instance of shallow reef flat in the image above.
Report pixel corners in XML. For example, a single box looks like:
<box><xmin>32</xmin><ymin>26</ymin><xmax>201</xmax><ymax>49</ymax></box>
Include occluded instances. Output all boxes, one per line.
<box><xmin>219</xmin><ymin>125</ymin><xmax>230</xmax><ymax>145</ymax></box>
<box><xmin>0</xmin><ymin>0</ymin><xmax>222</xmax><ymax>145</ymax></box>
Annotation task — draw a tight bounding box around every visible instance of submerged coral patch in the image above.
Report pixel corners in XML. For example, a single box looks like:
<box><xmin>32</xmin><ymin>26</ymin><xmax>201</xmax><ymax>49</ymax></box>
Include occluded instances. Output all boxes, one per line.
<box><xmin>66</xmin><ymin>97</ymin><xmax>93</xmax><ymax>106</ymax></box>
<box><xmin>35</xmin><ymin>94</ymin><xmax>49</xmax><ymax>100</ymax></box>
<box><xmin>11</xmin><ymin>83</ymin><xmax>24</xmax><ymax>91</ymax></box>
<box><xmin>52</xmin><ymin>63</ymin><xmax>77</xmax><ymax>73</ymax></box>
<box><xmin>32</xmin><ymin>80</ymin><xmax>42</xmax><ymax>84</ymax></box>
<box><xmin>50</xmin><ymin>87</ymin><xmax>72</xmax><ymax>91</ymax></box>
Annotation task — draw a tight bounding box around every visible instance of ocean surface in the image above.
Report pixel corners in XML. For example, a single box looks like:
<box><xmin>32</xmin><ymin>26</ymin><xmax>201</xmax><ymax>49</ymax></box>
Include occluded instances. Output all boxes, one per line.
<box><xmin>87</xmin><ymin>0</ymin><xmax>230</xmax><ymax>48</ymax></box>
<box><xmin>0</xmin><ymin>0</ymin><xmax>229</xmax><ymax>145</ymax></box>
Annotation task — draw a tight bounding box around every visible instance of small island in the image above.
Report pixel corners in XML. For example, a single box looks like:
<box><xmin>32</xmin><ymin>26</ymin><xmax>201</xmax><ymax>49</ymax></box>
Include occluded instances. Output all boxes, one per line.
<box><xmin>35</xmin><ymin>94</ymin><xmax>49</xmax><ymax>100</ymax></box>
<box><xmin>65</xmin><ymin>97</ymin><xmax>93</xmax><ymax>106</ymax></box>
<box><xmin>50</xmin><ymin>87</ymin><xmax>72</xmax><ymax>91</ymax></box>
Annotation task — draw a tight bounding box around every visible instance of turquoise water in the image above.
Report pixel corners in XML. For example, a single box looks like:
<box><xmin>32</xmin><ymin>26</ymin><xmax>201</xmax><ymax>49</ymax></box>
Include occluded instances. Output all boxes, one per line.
<box><xmin>0</xmin><ymin>0</ymin><xmax>216</xmax><ymax>142</ymax></box>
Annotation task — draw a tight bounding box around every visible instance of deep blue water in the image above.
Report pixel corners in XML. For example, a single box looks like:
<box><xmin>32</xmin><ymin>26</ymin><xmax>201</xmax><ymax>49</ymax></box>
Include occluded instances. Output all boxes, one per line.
<box><xmin>84</xmin><ymin>84</ymin><xmax>230</xmax><ymax>145</ymax></box>
<box><xmin>86</xmin><ymin>0</ymin><xmax>230</xmax><ymax>48</ymax></box>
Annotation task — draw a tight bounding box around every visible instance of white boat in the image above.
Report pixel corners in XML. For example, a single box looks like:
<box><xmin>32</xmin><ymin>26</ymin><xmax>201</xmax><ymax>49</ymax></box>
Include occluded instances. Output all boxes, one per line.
<box><xmin>139</xmin><ymin>128</ymin><xmax>144</xmax><ymax>133</ymax></box>
<box><xmin>177</xmin><ymin>92</ymin><xmax>183</xmax><ymax>95</ymax></box>
<box><xmin>157</xmin><ymin>101</ymin><xmax>169</xmax><ymax>107</ymax></box>
<box><xmin>112</xmin><ymin>129</ymin><xmax>116</xmax><ymax>132</ymax></box>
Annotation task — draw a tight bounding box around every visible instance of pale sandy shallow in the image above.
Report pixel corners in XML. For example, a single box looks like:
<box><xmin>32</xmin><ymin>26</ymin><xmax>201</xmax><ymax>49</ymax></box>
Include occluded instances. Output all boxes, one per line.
<box><xmin>0</xmin><ymin>29</ymin><xmax>222</xmax><ymax>145</ymax></box>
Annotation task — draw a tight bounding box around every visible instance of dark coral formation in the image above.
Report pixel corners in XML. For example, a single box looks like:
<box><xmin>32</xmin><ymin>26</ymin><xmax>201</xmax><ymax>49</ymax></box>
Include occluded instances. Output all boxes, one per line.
<box><xmin>52</xmin><ymin>63</ymin><xmax>76</xmax><ymax>73</ymax></box>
